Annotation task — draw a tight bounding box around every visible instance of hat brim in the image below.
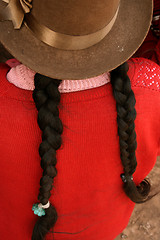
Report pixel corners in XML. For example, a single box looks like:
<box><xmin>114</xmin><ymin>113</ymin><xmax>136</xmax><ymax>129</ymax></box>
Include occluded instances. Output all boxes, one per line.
<box><xmin>0</xmin><ymin>0</ymin><xmax>153</xmax><ymax>80</ymax></box>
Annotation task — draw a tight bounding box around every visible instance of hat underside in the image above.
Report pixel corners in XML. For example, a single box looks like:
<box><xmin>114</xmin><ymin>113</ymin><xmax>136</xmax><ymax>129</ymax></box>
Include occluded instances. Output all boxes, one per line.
<box><xmin>0</xmin><ymin>0</ymin><xmax>153</xmax><ymax>79</ymax></box>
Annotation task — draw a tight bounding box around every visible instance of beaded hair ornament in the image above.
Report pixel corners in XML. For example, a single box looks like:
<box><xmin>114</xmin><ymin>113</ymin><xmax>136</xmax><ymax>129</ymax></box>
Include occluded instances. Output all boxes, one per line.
<box><xmin>32</xmin><ymin>201</ymin><xmax>50</xmax><ymax>217</ymax></box>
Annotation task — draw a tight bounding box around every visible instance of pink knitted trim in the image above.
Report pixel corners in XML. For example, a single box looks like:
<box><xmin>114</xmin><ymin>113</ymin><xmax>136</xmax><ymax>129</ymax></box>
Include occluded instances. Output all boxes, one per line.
<box><xmin>7</xmin><ymin>64</ymin><xmax>36</xmax><ymax>91</ymax></box>
<box><xmin>6</xmin><ymin>62</ymin><xmax>110</xmax><ymax>93</ymax></box>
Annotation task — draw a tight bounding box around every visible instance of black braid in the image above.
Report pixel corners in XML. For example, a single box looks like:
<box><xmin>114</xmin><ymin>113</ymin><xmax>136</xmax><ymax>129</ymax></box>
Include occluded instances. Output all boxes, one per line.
<box><xmin>31</xmin><ymin>64</ymin><xmax>151</xmax><ymax>239</ymax></box>
<box><xmin>110</xmin><ymin>62</ymin><xmax>151</xmax><ymax>203</ymax></box>
<box><xmin>32</xmin><ymin>73</ymin><xmax>62</xmax><ymax>240</ymax></box>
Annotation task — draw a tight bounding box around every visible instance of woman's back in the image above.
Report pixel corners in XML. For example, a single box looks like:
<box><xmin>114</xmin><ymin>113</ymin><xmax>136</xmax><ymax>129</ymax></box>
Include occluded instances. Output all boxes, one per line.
<box><xmin>0</xmin><ymin>57</ymin><xmax>160</xmax><ymax>240</ymax></box>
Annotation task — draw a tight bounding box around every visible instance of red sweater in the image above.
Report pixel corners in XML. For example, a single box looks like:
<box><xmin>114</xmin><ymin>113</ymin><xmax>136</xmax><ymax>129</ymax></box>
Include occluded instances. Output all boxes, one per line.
<box><xmin>0</xmin><ymin>58</ymin><xmax>160</xmax><ymax>240</ymax></box>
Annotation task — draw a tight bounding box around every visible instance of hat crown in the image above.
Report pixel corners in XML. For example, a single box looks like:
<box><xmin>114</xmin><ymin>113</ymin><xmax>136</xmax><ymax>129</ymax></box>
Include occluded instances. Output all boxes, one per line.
<box><xmin>32</xmin><ymin>0</ymin><xmax>120</xmax><ymax>35</ymax></box>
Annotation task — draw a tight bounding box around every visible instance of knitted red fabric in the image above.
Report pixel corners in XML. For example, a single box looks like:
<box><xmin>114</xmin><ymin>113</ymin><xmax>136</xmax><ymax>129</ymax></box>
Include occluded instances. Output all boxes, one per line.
<box><xmin>0</xmin><ymin>58</ymin><xmax>160</xmax><ymax>240</ymax></box>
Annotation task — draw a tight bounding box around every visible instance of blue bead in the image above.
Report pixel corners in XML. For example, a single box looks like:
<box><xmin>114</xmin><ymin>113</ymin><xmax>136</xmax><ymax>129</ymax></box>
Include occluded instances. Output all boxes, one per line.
<box><xmin>32</xmin><ymin>203</ymin><xmax>46</xmax><ymax>217</ymax></box>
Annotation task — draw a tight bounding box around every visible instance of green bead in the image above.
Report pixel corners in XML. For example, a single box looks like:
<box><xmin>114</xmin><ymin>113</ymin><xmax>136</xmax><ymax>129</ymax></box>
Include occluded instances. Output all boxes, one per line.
<box><xmin>32</xmin><ymin>203</ymin><xmax>46</xmax><ymax>217</ymax></box>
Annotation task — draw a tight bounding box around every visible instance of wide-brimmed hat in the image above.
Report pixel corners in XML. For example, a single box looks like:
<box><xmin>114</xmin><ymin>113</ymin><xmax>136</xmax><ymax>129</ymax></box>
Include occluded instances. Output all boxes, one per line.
<box><xmin>0</xmin><ymin>0</ymin><xmax>153</xmax><ymax>80</ymax></box>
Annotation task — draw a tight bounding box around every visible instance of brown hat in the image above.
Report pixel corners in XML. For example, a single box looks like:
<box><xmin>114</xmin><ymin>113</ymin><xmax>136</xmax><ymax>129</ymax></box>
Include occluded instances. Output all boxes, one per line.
<box><xmin>0</xmin><ymin>0</ymin><xmax>153</xmax><ymax>80</ymax></box>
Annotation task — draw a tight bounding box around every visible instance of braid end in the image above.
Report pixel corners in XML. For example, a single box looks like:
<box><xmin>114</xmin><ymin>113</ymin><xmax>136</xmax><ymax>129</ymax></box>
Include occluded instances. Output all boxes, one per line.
<box><xmin>123</xmin><ymin>179</ymin><xmax>151</xmax><ymax>203</ymax></box>
<box><xmin>32</xmin><ymin>205</ymin><xmax>57</xmax><ymax>240</ymax></box>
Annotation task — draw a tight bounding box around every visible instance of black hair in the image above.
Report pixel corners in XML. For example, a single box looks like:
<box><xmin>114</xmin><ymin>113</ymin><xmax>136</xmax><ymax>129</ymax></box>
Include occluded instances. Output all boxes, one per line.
<box><xmin>32</xmin><ymin>73</ymin><xmax>62</xmax><ymax>240</ymax></box>
<box><xmin>110</xmin><ymin>62</ymin><xmax>151</xmax><ymax>203</ymax></box>
<box><xmin>32</xmin><ymin>62</ymin><xmax>151</xmax><ymax>239</ymax></box>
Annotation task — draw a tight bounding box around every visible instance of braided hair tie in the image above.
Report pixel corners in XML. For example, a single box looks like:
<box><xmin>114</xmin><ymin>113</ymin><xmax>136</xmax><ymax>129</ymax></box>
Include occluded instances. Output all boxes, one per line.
<box><xmin>32</xmin><ymin>201</ymin><xmax>50</xmax><ymax>217</ymax></box>
<box><xmin>120</xmin><ymin>173</ymin><xmax>133</xmax><ymax>183</ymax></box>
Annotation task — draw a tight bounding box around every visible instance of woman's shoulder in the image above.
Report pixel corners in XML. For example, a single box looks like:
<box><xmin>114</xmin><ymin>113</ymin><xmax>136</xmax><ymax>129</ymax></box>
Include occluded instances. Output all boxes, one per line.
<box><xmin>128</xmin><ymin>57</ymin><xmax>160</xmax><ymax>92</ymax></box>
<box><xmin>128</xmin><ymin>58</ymin><xmax>160</xmax><ymax>158</ymax></box>
<box><xmin>0</xmin><ymin>62</ymin><xmax>10</xmax><ymax>90</ymax></box>
<box><xmin>0</xmin><ymin>62</ymin><xmax>33</xmax><ymax>102</ymax></box>
<box><xmin>0</xmin><ymin>62</ymin><xmax>10</xmax><ymax>72</ymax></box>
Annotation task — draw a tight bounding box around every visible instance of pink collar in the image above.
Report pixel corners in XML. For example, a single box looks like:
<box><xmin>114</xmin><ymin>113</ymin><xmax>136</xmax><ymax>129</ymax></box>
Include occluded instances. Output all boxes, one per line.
<box><xmin>6</xmin><ymin>59</ymin><xmax>110</xmax><ymax>93</ymax></box>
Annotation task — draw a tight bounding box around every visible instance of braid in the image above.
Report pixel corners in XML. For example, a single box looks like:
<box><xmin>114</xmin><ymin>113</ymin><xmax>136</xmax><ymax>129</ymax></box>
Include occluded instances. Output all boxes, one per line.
<box><xmin>31</xmin><ymin>64</ymin><xmax>151</xmax><ymax>239</ymax></box>
<box><xmin>110</xmin><ymin>62</ymin><xmax>151</xmax><ymax>203</ymax></box>
<box><xmin>32</xmin><ymin>73</ymin><xmax>62</xmax><ymax>240</ymax></box>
